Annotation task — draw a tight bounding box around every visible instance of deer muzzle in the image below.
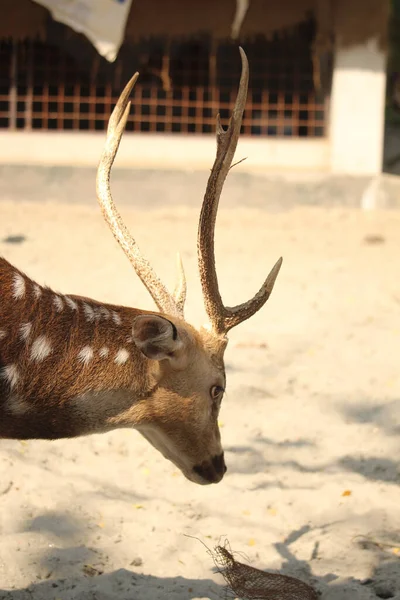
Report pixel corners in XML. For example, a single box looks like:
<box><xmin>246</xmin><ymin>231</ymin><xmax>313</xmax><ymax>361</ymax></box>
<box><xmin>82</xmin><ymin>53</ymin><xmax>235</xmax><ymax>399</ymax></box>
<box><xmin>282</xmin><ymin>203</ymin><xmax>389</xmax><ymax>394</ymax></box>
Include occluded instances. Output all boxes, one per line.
<box><xmin>192</xmin><ymin>452</ymin><xmax>227</xmax><ymax>484</ymax></box>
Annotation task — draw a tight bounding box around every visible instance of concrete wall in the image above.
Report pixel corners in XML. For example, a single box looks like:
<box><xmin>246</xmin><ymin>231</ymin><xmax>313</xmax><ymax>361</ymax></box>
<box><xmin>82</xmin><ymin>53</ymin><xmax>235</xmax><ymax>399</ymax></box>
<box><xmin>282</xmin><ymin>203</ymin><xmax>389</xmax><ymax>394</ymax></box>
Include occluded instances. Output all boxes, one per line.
<box><xmin>330</xmin><ymin>37</ymin><xmax>387</xmax><ymax>175</ymax></box>
<box><xmin>0</xmin><ymin>131</ymin><xmax>329</xmax><ymax>173</ymax></box>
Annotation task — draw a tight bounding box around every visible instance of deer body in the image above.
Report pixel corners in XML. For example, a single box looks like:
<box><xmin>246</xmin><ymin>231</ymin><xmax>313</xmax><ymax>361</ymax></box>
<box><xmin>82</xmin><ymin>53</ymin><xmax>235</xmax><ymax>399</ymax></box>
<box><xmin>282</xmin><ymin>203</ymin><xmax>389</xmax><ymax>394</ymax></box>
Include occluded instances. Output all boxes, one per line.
<box><xmin>0</xmin><ymin>49</ymin><xmax>282</xmax><ymax>486</ymax></box>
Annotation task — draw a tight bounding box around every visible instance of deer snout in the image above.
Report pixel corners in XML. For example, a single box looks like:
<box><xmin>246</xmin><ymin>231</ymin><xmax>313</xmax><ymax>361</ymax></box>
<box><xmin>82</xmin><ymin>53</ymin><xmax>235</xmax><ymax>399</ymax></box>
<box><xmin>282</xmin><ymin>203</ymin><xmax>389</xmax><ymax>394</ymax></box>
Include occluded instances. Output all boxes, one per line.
<box><xmin>193</xmin><ymin>452</ymin><xmax>227</xmax><ymax>484</ymax></box>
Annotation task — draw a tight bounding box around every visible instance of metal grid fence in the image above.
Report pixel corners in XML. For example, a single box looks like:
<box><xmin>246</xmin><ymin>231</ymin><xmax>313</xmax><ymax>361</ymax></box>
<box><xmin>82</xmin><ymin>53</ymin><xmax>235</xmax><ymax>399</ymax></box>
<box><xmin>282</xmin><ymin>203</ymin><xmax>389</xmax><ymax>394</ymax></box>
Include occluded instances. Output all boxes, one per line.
<box><xmin>0</xmin><ymin>34</ymin><xmax>327</xmax><ymax>137</ymax></box>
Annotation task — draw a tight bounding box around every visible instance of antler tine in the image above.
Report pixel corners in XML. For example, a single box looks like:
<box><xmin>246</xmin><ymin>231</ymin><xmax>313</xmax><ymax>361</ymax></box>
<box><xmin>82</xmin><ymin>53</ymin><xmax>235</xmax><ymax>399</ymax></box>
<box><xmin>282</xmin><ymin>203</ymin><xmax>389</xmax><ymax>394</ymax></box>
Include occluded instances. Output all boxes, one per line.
<box><xmin>96</xmin><ymin>73</ymin><xmax>183</xmax><ymax>318</ymax></box>
<box><xmin>173</xmin><ymin>252</ymin><xmax>187</xmax><ymax>314</ymax></box>
<box><xmin>197</xmin><ymin>47</ymin><xmax>282</xmax><ymax>336</ymax></box>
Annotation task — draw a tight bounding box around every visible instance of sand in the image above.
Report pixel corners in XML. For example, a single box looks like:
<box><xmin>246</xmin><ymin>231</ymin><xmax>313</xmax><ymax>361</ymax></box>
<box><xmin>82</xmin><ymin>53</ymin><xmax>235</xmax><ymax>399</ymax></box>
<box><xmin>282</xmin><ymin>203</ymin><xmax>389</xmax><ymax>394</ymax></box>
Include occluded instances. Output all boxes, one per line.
<box><xmin>0</xmin><ymin>168</ymin><xmax>400</xmax><ymax>599</ymax></box>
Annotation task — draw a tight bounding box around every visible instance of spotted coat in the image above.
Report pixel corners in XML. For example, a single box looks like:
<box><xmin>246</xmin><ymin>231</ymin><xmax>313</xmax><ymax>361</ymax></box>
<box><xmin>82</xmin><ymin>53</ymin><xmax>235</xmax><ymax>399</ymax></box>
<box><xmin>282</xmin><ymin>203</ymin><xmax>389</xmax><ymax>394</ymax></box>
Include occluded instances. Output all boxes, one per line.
<box><xmin>0</xmin><ymin>256</ymin><xmax>149</xmax><ymax>439</ymax></box>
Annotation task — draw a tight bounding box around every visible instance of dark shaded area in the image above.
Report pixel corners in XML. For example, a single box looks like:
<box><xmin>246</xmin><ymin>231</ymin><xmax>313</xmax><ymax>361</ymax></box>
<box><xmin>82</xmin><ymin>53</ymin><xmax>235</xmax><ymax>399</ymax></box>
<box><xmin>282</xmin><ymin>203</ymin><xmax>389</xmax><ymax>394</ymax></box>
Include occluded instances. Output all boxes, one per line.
<box><xmin>2</xmin><ymin>235</ymin><xmax>26</xmax><ymax>244</ymax></box>
<box><xmin>340</xmin><ymin>399</ymin><xmax>400</xmax><ymax>437</ymax></box>
<box><xmin>225</xmin><ymin>443</ymin><xmax>400</xmax><ymax>486</ymax></box>
<box><xmin>0</xmin><ymin>570</ymin><xmax>226</xmax><ymax>600</ymax></box>
<box><xmin>23</xmin><ymin>510</ymin><xmax>83</xmax><ymax>540</ymax></box>
<box><xmin>363</xmin><ymin>559</ymin><xmax>400</xmax><ymax>599</ymax></box>
<box><xmin>0</xmin><ymin>13</ymin><xmax>325</xmax><ymax>137</ymax></box>
<box><xmin>3</xmin><ymin>558</ymin><xmax>399</xmax><ymax>599</ymax></box>
<box><xmin>338</xmin><ymin>456</ymin><xmax>400</xmax><ymax>484</ymax></box>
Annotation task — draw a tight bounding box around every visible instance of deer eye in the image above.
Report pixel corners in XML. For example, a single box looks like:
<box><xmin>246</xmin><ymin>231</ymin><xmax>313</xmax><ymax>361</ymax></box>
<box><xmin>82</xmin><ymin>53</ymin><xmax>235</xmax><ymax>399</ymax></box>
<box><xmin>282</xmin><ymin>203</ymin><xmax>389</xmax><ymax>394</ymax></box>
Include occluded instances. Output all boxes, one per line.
<box><xmin>210</xmin><ymin>385</ymin><xmax>224</xmax><ymax>403</ymax></box>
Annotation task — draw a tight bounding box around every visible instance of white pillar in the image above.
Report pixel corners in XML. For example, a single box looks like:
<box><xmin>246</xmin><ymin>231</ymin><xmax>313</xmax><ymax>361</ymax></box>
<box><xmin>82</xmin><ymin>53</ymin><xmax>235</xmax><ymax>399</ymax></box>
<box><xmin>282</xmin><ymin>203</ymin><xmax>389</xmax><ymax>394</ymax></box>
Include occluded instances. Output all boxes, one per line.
<box><xmin>330</xmin><ymin>37</ymin><xmax>387</xmax><ymax>175</ymax></box>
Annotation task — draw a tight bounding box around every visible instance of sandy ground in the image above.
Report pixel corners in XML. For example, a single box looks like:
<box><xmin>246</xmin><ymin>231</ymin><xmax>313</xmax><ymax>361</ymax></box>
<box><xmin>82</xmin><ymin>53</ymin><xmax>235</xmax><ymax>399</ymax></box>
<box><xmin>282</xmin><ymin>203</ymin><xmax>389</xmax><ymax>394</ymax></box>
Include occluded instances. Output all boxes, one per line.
<box><xmin>0</xmin><ymin>169</ymin><xmax>400</xmax><ymax>599</ymax></box>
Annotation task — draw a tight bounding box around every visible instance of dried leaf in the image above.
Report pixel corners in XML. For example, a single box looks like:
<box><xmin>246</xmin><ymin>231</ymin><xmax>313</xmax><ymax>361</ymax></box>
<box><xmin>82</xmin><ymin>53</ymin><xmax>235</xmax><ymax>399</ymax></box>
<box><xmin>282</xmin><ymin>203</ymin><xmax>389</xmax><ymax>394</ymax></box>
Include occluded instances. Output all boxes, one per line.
<box><xmin>363</xmin><ymin>234</ymin><xmax>385</xmax><ymax>245</ymax></box>
<box><xmin>83</xmin><ymin>564</ymin><xmax>103</xmax><ymax>577</ymax></box>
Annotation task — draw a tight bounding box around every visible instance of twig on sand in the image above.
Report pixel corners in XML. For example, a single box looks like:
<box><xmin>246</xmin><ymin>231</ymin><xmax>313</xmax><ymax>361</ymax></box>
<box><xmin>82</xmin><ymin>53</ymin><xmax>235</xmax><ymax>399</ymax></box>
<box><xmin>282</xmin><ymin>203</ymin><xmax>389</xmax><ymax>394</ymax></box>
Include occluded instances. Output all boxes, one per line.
<box><xmin>0</xmin><ymin>481</ymin><xmax>13</xmax><ymax>496</ymax></box>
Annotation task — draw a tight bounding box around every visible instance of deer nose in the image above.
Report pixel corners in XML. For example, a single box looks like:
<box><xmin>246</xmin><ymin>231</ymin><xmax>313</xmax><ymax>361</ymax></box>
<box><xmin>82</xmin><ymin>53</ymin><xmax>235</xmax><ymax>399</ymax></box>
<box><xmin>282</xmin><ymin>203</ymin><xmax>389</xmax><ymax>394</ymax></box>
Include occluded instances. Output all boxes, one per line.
<box><xmin>193</xmin><ymin>453</ymin><xmax>227</xmax><ymax>484</ymax></box>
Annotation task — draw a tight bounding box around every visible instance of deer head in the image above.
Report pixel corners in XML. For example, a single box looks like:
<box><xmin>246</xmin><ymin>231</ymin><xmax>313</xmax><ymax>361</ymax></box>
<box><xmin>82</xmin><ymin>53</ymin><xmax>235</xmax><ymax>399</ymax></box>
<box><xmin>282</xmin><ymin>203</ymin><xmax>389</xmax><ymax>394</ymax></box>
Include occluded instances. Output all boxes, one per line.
<box><xmin>95</xmin><ymin>47</ymin><xmax>282</xmax><ymax>485</ymax></box>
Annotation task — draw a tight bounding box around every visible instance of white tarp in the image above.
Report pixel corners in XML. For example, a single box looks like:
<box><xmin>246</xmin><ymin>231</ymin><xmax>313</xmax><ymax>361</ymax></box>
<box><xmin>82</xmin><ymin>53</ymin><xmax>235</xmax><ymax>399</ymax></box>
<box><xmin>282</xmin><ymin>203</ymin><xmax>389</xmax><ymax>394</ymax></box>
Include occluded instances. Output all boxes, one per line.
<box><xmin>33</xmin><ymin>0</ymin><xmax>133</xmax><ymax>62</ymax></box>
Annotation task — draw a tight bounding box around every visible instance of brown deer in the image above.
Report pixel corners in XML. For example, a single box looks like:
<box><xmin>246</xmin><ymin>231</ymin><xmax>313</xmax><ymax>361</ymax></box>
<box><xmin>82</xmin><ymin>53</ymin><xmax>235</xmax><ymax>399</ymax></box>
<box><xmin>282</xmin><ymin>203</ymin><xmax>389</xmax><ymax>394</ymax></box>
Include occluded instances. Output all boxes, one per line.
<box><xmin>0</xmin><ymin>48</ymin><xmax>282</xmax><ymax>485</ymax></box>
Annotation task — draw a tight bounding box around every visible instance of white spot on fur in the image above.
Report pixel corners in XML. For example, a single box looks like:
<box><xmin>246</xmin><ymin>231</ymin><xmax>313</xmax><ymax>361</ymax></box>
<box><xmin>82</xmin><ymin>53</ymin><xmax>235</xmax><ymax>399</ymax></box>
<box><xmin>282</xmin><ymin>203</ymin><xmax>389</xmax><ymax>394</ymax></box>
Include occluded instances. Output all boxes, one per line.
<box><xmin>20</xmin><ymin>322</ymin><xmax>32</xmax><ymax>341</ymax></box>
<box><xmin>112</xmin><ymin>311</ymin><xmax>122</xmax><ymax>325</ymax></box>
<box><xmin>33</xmin><ymin>284</ymin><xmax>42</xmax><ymax>299</ymax></box>
<box><xmin>1</xmin><ymin>364</ymin><xmax>19</xmax><ymax>389</ymax></box>
<box><xmin>30</xmin><ymin>335</ymin><xmax>52</xmax><ymax>362</ymax></box>
<box><xmin>78</xmin><ymin>346</ymin><xmax>94</xmax><ymax>365</ymax></box>
<box><xmin>13</xmin><ymin>273</ymin><xmax>26</xmax><ymax>299</ymax></box>
<box><xmin>0</xmin><ymin>329</ymin><xmax>6</xmax><ymax>340</ymax></box>
<box><xmin>7</xmin><ymin>396</ymin><xmax>30</xmax><ymax>416</ymax></box>
<box><xmin>114</xmin><ymin>348</ymin><xmax>129</xmax><ymax>365</ymax></box>
<box><xmin>100</xmin><ymin>307</ymin><xmax>110</xmax><ymax>320</ymax></box>
<box><xmin>83</xmin><ymin>303</ymin><xmax>95</xmax><ymax>323</ymax></box>
<box><xmin>99</xmin><ymin>346</ymin><xmax>109</xmax><ymax>358</ymax></box>
<box><xmin>53</xmin><ymin>295</ymin><xmax>64</xmax><ymax>312</ymax></box>
<box><xmin>65</xmin><ymin>296</ymin><xmax>78</xmax><ymax>310</ymax></box>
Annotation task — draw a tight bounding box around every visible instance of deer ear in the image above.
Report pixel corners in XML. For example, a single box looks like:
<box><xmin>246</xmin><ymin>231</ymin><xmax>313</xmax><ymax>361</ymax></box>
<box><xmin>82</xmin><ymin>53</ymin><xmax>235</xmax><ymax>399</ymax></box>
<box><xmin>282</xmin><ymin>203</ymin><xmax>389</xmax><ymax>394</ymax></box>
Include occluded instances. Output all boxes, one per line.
<box><xmin>132</xmin><ymin>315</ymin><xmax>184</xmax><ymax>363</ymax></box>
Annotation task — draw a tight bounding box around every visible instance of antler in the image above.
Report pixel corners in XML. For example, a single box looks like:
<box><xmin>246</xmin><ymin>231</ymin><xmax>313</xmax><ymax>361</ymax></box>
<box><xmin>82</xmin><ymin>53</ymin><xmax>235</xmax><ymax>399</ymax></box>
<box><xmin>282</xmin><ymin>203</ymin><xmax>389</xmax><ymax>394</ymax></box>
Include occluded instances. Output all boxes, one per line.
<box><xmin>197</xmin><ymin>47</ymin><xmax>283</xmax><ymax>336</ymax></box>
<box><xmin>96</xmin><ymin>73</ymin><xmax>185</xmax><ymax>318</ymax></box>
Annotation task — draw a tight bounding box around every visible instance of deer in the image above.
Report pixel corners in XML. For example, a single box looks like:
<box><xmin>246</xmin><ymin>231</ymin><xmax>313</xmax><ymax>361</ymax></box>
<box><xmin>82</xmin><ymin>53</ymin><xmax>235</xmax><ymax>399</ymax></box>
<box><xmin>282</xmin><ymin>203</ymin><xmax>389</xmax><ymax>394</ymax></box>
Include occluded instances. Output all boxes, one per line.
<box><xmin>0</xmin><ymin>48</ymin><xmax>282</xmax><ymax>485</ymax></box>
